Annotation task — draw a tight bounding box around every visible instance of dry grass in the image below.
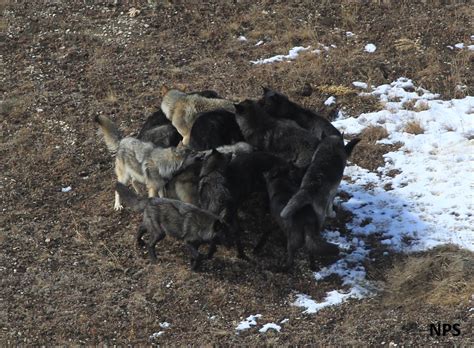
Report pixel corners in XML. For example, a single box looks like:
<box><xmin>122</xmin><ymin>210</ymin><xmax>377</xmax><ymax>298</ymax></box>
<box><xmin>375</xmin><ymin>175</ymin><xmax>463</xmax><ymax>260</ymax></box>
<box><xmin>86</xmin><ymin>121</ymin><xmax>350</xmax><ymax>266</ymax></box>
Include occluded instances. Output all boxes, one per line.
<box><xmin>383</xmin><ymin>245</ymin><xmax>474</xmax><ymax>307</ymax></box>
<box><xmin>394</xmin><ymin>38</ymin><xmax>422</xmax><ymax>53</ymax></box>
<box><xmin>404</xmin><ymin>120</ymin><xmax>425</xmax><ymax>134</ymax></box>
<box><xmin>359</xmin><ymin>125</ymin><xmax>389</xmax><ymax>143</ymax></box>
<box><xmin>104</xmin><ymin>89</ymin><xmax>118</xmax><ymax>104</ymax></box>
<box><xmin>318</xmin><ymin>85</ymin><xmax>357</xmax><ymax>96</ymax></box>
<box><xmin>402</xmin><ymin>99</ymin><xmax>430</xmax><ymax>112</ymax></box>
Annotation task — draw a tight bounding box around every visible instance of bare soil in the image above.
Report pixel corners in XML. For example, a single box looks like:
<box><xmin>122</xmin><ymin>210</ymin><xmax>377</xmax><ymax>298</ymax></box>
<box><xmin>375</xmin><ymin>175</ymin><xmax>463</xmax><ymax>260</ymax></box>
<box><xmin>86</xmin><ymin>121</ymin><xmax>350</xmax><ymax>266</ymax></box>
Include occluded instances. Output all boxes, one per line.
<box><xmin>1</xmin><ymin>1</ymin><xmax>473</xmax><ymax>345</ymax></box>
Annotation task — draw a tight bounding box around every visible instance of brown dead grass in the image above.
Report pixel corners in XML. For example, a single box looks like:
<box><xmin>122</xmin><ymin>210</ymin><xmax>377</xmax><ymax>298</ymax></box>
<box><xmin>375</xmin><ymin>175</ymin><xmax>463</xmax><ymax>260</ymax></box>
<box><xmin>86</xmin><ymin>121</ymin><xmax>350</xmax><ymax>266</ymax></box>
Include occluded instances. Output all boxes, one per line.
<box><xmin>403</xmin><ymin>99</ymin><xmax>430</xmax><ymax>112</ymax></box>
<box><xmin>383</xmin><ymin>245</ymin><xmax>474</xmax><ymax>307</ymax></box>
<box><xmin>318</xmin><ymin>85</ymin><xmax>357</xmax><ymax>96</ymax></box>
<box><xmin>404</xmin><ymin>120</ymin><xmax>425</xmax><ymax>134</ymax></box>
<box><xmin>359</xmin><ymin>125</ymin><xmax>389</xmax><ymax>143</ymax></box>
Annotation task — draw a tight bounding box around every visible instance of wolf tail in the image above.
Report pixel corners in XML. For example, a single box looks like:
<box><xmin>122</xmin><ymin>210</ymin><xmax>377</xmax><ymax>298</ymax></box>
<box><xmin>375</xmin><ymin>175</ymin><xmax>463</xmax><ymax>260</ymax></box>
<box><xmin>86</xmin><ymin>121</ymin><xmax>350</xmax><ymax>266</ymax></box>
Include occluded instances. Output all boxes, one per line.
<box><xmin>115</xmin><ymin>183</ymin><xmax>147</xmax><ymax>212</ymax></box>
<box><xmin>344</xmin><ymin>138</ymin><xmax>361</xmax><ymax>157</ymax></box>
<box><xmin>280</xmin><ymin>189</ymin><xmax>312</xmax><ymax>219</ymax></box>
<box><xmin>95</xmin><ymin>115</ymin><xmax>122</xmax><ymax>154</ymax></box>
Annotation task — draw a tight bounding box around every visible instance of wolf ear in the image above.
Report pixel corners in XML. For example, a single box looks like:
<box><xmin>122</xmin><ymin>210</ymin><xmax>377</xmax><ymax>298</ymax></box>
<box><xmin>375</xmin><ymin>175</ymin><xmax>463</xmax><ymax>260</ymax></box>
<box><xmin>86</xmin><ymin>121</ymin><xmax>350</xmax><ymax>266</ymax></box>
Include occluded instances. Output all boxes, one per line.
<box><xmin>345</xmin><ymin>138</ymin><xmax>361</xmax><ymax>157</ymax></box>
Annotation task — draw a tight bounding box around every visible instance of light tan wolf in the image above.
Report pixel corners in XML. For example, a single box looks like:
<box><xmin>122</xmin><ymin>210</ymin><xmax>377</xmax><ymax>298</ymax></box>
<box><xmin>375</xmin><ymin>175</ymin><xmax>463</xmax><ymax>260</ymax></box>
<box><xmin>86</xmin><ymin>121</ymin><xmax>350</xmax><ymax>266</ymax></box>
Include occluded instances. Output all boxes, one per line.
<box><xmin>161</xmin><ymin>88</ymin><xmax>236</xmax><ymax>146</ymax></box>
<box><xmin>95</xmin><ymin>115</ymin><xmax>198</xmax><ymax>210</ymax></box>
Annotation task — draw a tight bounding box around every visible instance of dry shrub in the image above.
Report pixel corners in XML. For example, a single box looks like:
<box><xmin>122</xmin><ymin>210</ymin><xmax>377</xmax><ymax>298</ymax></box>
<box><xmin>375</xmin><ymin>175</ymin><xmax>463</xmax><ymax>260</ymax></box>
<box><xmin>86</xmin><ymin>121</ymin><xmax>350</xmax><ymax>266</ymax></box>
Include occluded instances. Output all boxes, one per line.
<box><xmin>318</xmin><ymin>85</ymin><xmax>357</xmax><ymax>96</ymax></box>
<box><xmin>394</xmin><ymin>38</ymin><xmax>422</xmax><ymax>53</ymax></box>
<box><xmin>359</xmin><ymin>125</ymin><xmax>389</xmax><ymax>143</ymax></box>
<box><xmin>403</xmin><ymin>99</ymin><xmax>430</xmax><ymax>112</ymax></box>
<box><xmin>383</xmin><ymin>245</ymin><xmax>474</xmax><ymax>307</ymax></box>
<box><xmin>404</xmin><ymin>120</ymin><xmax>424</xmax><ymax>134</ymax></box>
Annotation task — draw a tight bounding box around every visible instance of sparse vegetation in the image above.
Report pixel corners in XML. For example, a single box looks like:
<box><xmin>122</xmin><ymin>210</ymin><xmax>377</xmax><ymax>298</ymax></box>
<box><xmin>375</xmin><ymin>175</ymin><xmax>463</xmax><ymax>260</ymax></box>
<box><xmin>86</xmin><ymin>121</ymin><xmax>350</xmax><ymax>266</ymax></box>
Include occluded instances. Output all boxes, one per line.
<box><xmin>2</xmin><ymin>0</ymin><xmax>473</xmax><ymax>345</ymax></box>
<box><xmin>404</xmin><ymin>120</ymin><xmax>425</xmax><ymax>134</ymax></box>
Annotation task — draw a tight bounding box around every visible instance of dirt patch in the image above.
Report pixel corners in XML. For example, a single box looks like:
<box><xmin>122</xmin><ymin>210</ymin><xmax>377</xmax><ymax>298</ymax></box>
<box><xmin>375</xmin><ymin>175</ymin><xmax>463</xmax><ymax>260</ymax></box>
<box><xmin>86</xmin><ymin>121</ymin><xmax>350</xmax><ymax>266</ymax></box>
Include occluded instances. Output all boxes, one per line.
<box><xmin>2</xmin><ymin>0</ymin><xmax>473</xmax><ymax>345</ymax></box>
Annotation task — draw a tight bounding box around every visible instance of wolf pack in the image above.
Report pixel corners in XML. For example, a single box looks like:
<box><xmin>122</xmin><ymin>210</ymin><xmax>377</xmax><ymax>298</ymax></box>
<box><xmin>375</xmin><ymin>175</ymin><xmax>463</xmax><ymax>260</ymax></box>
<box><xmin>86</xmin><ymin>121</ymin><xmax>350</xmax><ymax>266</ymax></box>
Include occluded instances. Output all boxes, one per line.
<box><xmin>95</xmin><ymin>87</ymin><xmax>360</xmax><ymax>272</ymax></box>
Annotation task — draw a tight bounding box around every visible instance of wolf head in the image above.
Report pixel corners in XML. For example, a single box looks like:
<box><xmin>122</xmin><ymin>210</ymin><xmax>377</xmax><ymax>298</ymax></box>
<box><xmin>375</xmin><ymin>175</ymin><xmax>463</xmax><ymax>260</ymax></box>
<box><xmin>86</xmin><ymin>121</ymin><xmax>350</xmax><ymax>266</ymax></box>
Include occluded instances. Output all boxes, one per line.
<box><xmin>258</xmin><ymin>87</ymin><xmax>293</xmax><ymax>118</ymax></box>
<box><xmin>200</xmin><ymin>149</ymin><xmax>232</xmax><ymax>177</ymax></box>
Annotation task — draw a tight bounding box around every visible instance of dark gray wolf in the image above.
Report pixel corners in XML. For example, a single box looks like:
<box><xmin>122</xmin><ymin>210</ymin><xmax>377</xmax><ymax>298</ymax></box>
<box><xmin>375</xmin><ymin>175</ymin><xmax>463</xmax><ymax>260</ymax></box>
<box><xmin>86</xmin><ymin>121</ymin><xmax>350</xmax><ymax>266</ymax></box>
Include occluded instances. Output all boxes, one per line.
<box><xmin>233</xmin><ymin>99</ymin><xmax>320</xmax><ymax>168</ymax></box>
<box><xmin>116</xmin><ymin>183</ymin><xmax>233</xmax><ymax>270</ymax></box>
<box><xmin>281</xmin><ymin>135</ymin><xmax>361</xmax><ymax>222</ymax></box>
<box><xmin>95</xmin><ymin>115</ymin><xmax>197</xmax><ymax>210</ymax></box>
<box><xmin>258</xmin><ymin>87</ymin><xmax>342</xmax><ymax>138</ymax></box>
<box><xmin>161</xmin><ymin>88</ymin><xmax>235</xmax><ymax>145</ymax></box>
<box><xmin>188</xmin><ymin>109</ymin><xmax>244</xmax><ymax>151</ymax></box>
<box><xmin>262</xmin><ymin>165</ymin><xmax>339</xmax><ymax>271</ymax></box>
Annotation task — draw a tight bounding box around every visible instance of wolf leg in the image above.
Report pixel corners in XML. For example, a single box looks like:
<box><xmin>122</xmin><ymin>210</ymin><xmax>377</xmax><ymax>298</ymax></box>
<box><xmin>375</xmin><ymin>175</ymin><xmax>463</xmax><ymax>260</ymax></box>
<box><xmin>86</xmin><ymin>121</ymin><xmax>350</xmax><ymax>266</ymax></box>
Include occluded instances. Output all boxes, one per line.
<box><xmin>147</xmin><ymin>185</ymin><xmax>158</xmax><ymax>198</ymax></box>
<box><xmin>147</xmin><ymin>228</ymin><xmax>166</xmax><ymax>264</ymax></box>
<box><xmin>253</xmin><ymin>229</ymin><xmax>270</xmax><ymax>255</ymax></box>
<box><xmin>131</xmin><ymin>180</ymin><xmax>142</xmax><ymax>194</ymax></box>
<box><xmin>186</xmin><ymin>241</ymin><xmax>204</xmax><ymax>270</ymax></box>
<box><xmin>136</xmin><ymin>225</ymin><xmax>147</xmax><ymax>249</ymax></box>
<box><xmin>114</xmin><ymin>159</ymin><xmax>130</xmax><ymax>210</ymax></box>
<box><xmin>206</xmin><ymin>241</ymin><xmax>217</xmax><ymax>260</ymax></box>
<box><xmin>280</xmin><ymin>231</ymin><xmax>303</xmax><ymax>272</ymax></box>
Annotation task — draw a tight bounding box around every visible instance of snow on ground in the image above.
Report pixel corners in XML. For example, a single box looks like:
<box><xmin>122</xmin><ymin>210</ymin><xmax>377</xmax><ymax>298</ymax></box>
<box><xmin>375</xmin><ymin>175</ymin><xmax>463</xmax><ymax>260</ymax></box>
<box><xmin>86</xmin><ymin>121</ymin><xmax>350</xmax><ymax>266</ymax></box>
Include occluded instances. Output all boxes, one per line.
<box><xmin>238</xmin><ymin>77</ymin><xmax>474</xmax><ymax>325</ymax></box>
<box><xmin>259</xmin><ymin>323</ymin><xmax>282</xmax><ymax>333</ymax></box>
<box><xmin>251</xmin><ymin>46</ymin><xmax>310</xmax><ymax>64</ymax></box>
<box><xmin>295</xmin><ymin>77</ymin><xmax>474</xmax><ymax>313</ymax></box>
<box><xmin>364</xmin><ymin>43</ymin><xmax>377</xmax><ymax>52</ymax></box>
<box><xmin>324</xmin><ymin>96</ymin><xmax>336</xmax><ymax>106</ymax></box>
<box><xmin>236</xmin><ymin>314</ymin><xmax>262</xmax><ymax>332</ymax></box>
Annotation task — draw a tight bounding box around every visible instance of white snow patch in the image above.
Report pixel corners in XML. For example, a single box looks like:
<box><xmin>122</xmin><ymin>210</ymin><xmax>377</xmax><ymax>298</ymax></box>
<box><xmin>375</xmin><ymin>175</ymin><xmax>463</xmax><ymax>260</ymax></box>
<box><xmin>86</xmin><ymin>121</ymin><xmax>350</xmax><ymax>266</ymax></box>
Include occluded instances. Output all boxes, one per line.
<box><xmin>159</xmin><ymin>322</ymin><xmax>170</xmax><ymax>329</ymax></box>
<box><xmin>236</xmin><ymin>314</ymin><xmax>262</xmax><ymax>331</ymax></box>
<box><xmin>353</xmin><ymin>81</ymin><xmax>368</xmax><ymax>89</ymax></box>
<box><xmin>280</xmin><ymin>318</ymin><xmax>289</xmax><ymax>324</ymax></box>
<box><xmin>259</xmin><ymin>323</ymin><xmax>281</xmax><ymax>333</ymax></box>
<box><xmin>149</xmin><ymin>331</ymin><xmax>164</xmax><ymax>340</ymax></box>
<box><xmin>324</xmin><ymin>96</ymin><xmax>336</xmax><ymax>106</ymax></box>
<box><xmin>294</xmin><ymin>288</ymin><xmax>365</xmax><ymax>314</ymax></box>
<box><xmin>251</xmin><ymin>46</ymin><xmax>311</xmax><ymax>64</ymax></box>
<box><xmin>346</xmin><ymin>31</ymin><xmax>355</xmax><ymax>37</ymax></box>
<box><xmin>255</xmin><ymin>40</ymin><xmax>264</xmax><ymax>46</ymax></box>
<box><xmin>61</xmin><ymin>186</ymin><xmax>72</xmax><ymax>192</ymax></box>
<box><xmin>468</xmin><ymin>45</ymin><xmax>474</xmax><ymax>51</ymax></box>
<box><xmin>454</xmin><ymin>43</ymin><xmax>464</xmax><ymax>49</ymax></box>
<box><xmin>333</xmin><ymin>77</ymin><xmax>474</xmax><ymax>251</ymax></box>
<box><xmin>364</xmin><ymin>43</ymin><xmax>377</xmax><ymax>53</ymax></box>
<box><xmin>292</xmin><ymin>77</ymin><xmax>474</xmax><ymax>317</ymax></box>
<box><xmin>237</xmin><ymin>36</ymin><xmax>247</xmax><ymax>42</ymax></box>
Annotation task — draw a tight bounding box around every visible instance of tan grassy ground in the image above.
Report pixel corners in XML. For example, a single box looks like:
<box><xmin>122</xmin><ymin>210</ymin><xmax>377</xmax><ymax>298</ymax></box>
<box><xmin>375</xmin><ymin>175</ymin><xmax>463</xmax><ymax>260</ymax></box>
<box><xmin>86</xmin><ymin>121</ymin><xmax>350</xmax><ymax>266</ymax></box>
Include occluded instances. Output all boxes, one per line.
<box><xmin>1</xmin><ymin>1</ymin><xmax>473</xmax><ymax>345</ymax></box>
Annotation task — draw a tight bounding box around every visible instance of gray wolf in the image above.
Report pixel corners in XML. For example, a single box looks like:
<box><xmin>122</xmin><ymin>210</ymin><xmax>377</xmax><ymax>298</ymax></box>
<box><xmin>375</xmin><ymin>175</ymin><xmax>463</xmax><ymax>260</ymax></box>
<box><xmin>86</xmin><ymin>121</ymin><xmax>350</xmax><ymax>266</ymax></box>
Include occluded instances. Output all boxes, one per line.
<box><xmin>233</xmin><ymin>99</ymin><xmax>320</xmax><ymax>168</ymax></box>
<box><xmin>280</xmin><ymin>135</ymin><xmax>361</xmax><ymax>222</ymax></box>
<box><xmin>161</xmin><ymin>89</ymin><xmax>235</xmax><ymax>145</ymax></box>
<box><xmin>95</xmin><ymin>115</ymin><xmax>197</xmax><ymax>210</ymax></box>
<box><xmin>259</xmin><ymin>87</ymin><xmax>342</xmax><ymax>138</ymax></box>
<box><xmin>262</xmin><ymin>165</ymin><xmax>339</xmax><ymax>271</ymax></box>
<box><xmin>137</xmin><ymin>90</ymin><xmax>222</xmax><ymax>145</ymax></box>
<box><xmin>116</xmin><ymin>183</ymin><xmax>233</xmax><ymax>270</ymax></box>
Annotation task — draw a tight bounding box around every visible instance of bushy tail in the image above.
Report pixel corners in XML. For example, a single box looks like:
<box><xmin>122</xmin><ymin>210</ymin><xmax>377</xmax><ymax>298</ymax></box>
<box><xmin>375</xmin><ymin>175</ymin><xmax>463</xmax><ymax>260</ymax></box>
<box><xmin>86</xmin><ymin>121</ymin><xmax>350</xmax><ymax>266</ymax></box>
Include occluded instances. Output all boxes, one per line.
<box><xmin>95</xmin><ymin>115</ymin><xmax>122</xmax><ymax>154</ymax></box>
<box><xmin>280</xmin><ymin>189</ymin><xmax>312</xmax><ymax>219</ymax></box>
<box><xmin>345</xmin><ymin>138</ymin><xmax>361</xmax><ymax>157</ymax></box>
<box><xmin>115</xmin><ymin>183</ymin><xmax>147</xmax><ymax>212</ymax></box>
